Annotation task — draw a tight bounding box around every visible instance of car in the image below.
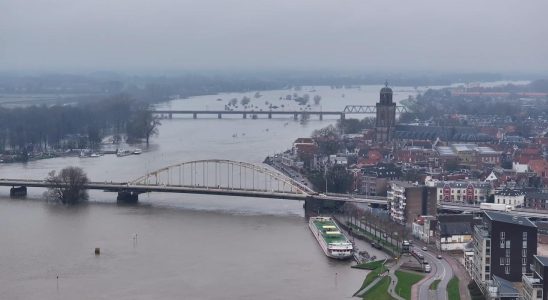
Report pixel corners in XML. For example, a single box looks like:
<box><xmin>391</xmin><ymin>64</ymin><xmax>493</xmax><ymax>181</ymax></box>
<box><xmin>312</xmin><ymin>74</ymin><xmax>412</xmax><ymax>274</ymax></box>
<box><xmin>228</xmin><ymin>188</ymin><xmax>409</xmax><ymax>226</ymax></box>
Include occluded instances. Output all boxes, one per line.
<box><xmin>422</xmin><ymin>246</ymin><xmax>428</xmax><ymax>251</ymax></box>
<box><xmin>437</xmin><ymin>254</ymin><xmax>443</xmax><ymax>259</ymax></box>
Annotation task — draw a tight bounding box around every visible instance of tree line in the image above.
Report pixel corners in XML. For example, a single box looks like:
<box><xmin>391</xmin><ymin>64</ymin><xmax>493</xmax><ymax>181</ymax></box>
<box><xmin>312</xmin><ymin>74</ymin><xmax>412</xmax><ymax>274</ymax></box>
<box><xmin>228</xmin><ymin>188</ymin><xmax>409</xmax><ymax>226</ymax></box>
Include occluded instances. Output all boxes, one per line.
<box><xmin>0</xmin><ymin>94</ymin><xmax>160</xmax><ymax>155</ymax></box>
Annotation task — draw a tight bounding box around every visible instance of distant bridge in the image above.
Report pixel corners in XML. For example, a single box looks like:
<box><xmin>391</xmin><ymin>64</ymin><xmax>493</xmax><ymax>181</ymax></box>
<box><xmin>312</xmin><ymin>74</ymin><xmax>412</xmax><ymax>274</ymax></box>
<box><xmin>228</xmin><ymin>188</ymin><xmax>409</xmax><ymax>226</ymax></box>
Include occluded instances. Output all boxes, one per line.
<box><xmin>151</xmin><ymin>105</ymin><xmax>407</xmax><ymax>120</ymax></box>
<box><xmin>0</xmin><ymin>159</ymin><xmax>387</xmax><ymax>204</ymax></box>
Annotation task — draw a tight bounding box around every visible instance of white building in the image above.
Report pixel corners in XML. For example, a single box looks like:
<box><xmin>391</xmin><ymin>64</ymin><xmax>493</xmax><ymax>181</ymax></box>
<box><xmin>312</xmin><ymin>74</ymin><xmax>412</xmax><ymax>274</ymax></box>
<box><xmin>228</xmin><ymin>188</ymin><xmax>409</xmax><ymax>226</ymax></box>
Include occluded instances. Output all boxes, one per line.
<box><xmin>494</xmin><ymin>188</ymin><xmax>525</xmax><ymax>209</ymax></box>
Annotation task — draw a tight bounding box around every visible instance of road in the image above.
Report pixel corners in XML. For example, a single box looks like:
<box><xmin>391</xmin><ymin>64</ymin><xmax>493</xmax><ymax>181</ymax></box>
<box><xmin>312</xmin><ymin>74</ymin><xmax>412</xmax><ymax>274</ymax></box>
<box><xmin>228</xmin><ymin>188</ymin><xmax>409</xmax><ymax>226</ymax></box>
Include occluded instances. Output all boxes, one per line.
<box><xmin>415</xmin><ymin>246</ymin><xmax>453</xmax><ymax>300</ymax></box>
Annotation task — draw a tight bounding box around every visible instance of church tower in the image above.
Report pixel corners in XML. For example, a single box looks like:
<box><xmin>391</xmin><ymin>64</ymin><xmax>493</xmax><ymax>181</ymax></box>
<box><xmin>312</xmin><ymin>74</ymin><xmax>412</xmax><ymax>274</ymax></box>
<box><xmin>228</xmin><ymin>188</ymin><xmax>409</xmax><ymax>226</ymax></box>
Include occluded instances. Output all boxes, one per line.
<box><xmin>375</xmin><ymin>81</ymin><xmax>396</xmax><ymax>142</ymax></box>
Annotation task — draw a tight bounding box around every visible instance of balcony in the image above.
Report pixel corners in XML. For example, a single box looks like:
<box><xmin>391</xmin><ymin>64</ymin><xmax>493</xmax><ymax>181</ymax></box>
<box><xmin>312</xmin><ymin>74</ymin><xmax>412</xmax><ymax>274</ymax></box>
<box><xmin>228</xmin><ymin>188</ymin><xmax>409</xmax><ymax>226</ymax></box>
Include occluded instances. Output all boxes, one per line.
<box><xmin>522</xmin><ymin>273</ymin><xmax>543</xmax><ymax>300</ymax></box>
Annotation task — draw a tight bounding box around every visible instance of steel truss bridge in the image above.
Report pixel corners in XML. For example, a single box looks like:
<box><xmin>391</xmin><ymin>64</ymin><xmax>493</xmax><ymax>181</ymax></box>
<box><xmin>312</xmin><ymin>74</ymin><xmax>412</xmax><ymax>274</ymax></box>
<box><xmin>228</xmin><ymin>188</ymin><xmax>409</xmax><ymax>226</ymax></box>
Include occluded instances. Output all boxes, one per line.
<box><xmin>151</xmin><ymin>105</ymin><xmax>407</xmax><ymax>120</ymax></box>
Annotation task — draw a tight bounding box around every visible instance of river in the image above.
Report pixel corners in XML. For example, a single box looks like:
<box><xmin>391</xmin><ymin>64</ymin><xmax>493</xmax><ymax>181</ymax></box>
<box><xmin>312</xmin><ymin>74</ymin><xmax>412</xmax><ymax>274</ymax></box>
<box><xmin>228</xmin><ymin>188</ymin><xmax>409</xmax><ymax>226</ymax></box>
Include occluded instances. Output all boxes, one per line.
<box><xmin>0</xmin><ymin>84</ymin><xmax>432</xmax><ymax>299</ymax></box>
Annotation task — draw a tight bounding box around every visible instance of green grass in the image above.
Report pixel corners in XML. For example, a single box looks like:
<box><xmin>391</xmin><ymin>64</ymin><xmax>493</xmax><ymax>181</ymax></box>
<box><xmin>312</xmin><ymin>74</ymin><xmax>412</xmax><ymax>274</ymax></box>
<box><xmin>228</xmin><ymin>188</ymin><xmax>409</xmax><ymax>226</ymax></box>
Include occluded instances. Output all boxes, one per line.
<box><xmin>429</xmin><ymin>279</ymin><xmax>441</xmax><ymax>290</ymax></box>
<box><xmin>447</xmin><ymin>276</ymin><xmax>461</xmax><ymax>300</ymax></box>
<box><xmin>361</xmin><ymin>276</ymin><xmax>395</xmax><ymax>300</ymax></box>
<box><xmin>395</xmin><ymin>270</ymin><xmax>424</xmax><ymax>300</ymax></box>
<box><xmin>352</xmin><ymin>259</ymin><xmax>385</xmax><ymax>270</ymax></box>
<box><xmin>355</xmin><ymin>265</ymin><xmax>387</xmax><ymax>293</ymax></box>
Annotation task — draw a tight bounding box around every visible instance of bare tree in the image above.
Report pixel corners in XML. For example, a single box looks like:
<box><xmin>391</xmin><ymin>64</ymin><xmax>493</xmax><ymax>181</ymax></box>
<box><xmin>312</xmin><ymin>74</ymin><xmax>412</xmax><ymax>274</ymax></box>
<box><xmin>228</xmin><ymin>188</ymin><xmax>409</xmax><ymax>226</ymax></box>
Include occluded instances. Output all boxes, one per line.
<box><xmin>46</xmin><ymin>166</ymin><xmax>89</xmax><ymax>204</ymax></box>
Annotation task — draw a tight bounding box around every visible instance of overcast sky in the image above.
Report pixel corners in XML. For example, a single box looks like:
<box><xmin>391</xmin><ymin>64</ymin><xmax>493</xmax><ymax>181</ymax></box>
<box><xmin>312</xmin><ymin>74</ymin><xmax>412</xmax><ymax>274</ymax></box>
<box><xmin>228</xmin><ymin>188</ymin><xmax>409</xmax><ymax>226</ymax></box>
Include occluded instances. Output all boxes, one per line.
<box><xmin>1</xmin><ymin>0</ymin><xmax>547</xmax><ymax>73</ymax></box>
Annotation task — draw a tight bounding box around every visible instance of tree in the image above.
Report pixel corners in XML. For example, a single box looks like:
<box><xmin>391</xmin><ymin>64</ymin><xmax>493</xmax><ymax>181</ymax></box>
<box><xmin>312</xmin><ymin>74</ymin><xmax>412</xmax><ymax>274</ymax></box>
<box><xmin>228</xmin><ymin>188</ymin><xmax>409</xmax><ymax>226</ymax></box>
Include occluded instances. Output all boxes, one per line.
<box><xmin>46</xmin><ymin>166</ymin><xmax>89</xmax><ymax>204</ymax></box>
<box><xmin>127</xmin><ymin>109</ymin><xmax>161</xmax><ymax>145</ymax></box>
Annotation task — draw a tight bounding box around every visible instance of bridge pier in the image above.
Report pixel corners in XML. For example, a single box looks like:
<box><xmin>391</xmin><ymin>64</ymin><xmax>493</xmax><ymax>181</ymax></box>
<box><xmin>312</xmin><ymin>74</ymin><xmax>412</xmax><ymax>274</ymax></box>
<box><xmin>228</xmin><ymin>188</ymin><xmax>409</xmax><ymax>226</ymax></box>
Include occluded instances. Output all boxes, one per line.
<box><xmin>319</xmin><ymin>113</ymin><xmax>323</xmax><ymax>121</ymax></box>
<box><xmin>293</xmin><ymin>113</ymin><xmax>298</xmax><ymax>120</ymax></box>
<box><xmin>117</xmin><ymin>191</ymin><xmax>139</xmax><ymax>204</ymax></box>
<box><xmin>340</xmin><ymin>113</ymin><xmax>345</xmax><ymax>120</ymax></box>
<box><xmin>193</xmin><ymin>113</ymin><xmax>197</xmax><ymax>119</ymax></box>
<box><xmin>218</xmin><ymin>113</ymin><xmax>222</xmax><ymax>119</ymax></box>
<box><xmin>168</xmin><ymin>113</ymin><xmax>173</xmax><ymax>119</ymax></box>
<box><xmin>243</xmin><ymin>113</ymin><xmax>247</xmax><ymax>119</ymax></box>
<box><xmin>10</xmin><ymin>186</ymin><xmax>27</xmax><ymax>198</ymax></box>
<box><xmin>268</xmin><ymin>112</ymin><xmax>272</xmax><ymax>119</ymax></box>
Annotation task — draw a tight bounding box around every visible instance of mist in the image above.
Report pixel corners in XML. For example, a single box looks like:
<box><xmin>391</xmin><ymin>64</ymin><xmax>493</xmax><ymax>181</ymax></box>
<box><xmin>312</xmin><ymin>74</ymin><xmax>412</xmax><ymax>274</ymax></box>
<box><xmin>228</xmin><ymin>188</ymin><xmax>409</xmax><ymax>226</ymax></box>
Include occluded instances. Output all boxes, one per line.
<box><xmin>1</xmin><ymin>0</ymin><xmax>547</xmax><ymax>73</ymax></box>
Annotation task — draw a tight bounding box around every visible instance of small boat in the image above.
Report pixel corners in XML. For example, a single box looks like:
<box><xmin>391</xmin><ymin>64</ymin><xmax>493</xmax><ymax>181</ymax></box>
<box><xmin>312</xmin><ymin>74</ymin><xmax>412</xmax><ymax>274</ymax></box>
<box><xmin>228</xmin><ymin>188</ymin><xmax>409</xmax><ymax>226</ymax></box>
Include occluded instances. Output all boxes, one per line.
<box><xmin>132</xmin><ymin>149</ymin><xmax>142</xmax><ymax>155</ymax></box>
<box><xmin>116</xmin><ymin>149</ymin><xmax>132</xmax><ymax>157</ymax></box>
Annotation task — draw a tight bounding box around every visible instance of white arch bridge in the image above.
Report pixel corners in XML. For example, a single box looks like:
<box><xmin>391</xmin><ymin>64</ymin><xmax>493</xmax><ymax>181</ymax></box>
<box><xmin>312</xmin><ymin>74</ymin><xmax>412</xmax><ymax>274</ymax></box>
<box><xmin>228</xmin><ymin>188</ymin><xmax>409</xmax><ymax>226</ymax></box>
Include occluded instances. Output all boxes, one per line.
<box><xmin>0</xmin><ymin>159</ymin><xmax>388</xmax><ymax>204</ymax></box>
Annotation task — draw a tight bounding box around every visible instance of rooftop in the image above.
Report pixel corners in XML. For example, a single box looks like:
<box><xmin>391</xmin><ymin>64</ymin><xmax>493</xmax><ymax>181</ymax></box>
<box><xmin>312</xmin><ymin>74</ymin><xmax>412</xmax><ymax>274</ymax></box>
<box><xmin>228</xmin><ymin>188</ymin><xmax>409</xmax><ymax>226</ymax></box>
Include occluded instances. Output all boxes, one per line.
<box><xmin>312</xmin><ymin>219</ymin><xmax>350</xmax><ymax>245</ymax></box>
<box><xmin>484</xmin><ymin>211</ymin><xmax>536</xmax><ymax>228</ymax></box>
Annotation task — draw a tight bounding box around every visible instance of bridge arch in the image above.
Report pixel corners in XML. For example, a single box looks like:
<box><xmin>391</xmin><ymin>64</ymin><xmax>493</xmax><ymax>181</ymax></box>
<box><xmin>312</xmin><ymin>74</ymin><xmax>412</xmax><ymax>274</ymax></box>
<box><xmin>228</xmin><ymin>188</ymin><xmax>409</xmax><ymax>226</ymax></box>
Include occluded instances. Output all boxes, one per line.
<box><xmin>130</xmin><ymin>159</ymin><xmax>312</xmax><ymax>195</ymax></box>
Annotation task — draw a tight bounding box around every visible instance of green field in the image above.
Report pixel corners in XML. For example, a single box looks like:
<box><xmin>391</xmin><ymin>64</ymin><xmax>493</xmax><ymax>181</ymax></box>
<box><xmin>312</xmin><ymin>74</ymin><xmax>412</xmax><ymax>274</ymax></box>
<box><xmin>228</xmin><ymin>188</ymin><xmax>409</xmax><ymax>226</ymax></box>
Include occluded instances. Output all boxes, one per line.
<box><xmin>360</xmin><ymin>276</ymin><xmax>395</xmax><ymax>300</ymax></box>
<box><xmin>447</xmin><ymin>276</ymin><xmax>461</xmax><ymax>300</ymax></box>
<box><xmin>395</xmin><ymin>270</ymin><xmax>424</xmax><ymax>300</ymax></box>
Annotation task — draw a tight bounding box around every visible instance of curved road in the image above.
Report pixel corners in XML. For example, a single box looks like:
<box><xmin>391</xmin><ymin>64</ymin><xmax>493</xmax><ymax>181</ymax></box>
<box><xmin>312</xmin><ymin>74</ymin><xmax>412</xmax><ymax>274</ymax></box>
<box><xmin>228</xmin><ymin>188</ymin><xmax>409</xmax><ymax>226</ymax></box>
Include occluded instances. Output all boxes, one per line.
<box><xmin>416</xmin><ymin>247</ymin><xmax>453</xmax><ymax>300</ymax></box>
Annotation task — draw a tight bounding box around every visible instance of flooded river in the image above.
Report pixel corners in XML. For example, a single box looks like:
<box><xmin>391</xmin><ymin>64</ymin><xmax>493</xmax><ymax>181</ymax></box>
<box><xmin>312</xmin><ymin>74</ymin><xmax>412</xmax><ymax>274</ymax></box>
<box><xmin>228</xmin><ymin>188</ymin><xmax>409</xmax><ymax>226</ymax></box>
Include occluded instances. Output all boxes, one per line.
<box><xmin>0</xmin><ymin>85</ymin><xmax>418</xmax><ymax>299</ymax></box>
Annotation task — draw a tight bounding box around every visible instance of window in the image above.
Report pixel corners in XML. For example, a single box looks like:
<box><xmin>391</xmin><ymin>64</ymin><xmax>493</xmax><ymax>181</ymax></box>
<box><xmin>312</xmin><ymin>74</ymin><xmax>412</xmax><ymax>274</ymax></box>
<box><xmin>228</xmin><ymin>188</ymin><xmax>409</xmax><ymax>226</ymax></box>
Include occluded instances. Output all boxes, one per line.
<box><xmin>522</xmin><ymin>257</ymin><xmax>527</xmax><ymax>265</ymax></box>
<box><xmin>506</xmin><ymin>240</ymin><xmax>511</xmax><ymax>248</ymax></box>
<box><xmin>500</xmin><ymin>232</ymin><xmax>505</xmax><ymax>239</ymax></box>
<box><xmin>506</xmin><ymin>249</ymin><xmax>511</xmax><ymax>257</ymax></box>
<box><xmin>500</xmin><ymin>240</ymin><xmax>505</xmax><ymax>248</ymax></box>
<box><xmin>523</xmin><ymin>232</ymin><xmax>528</xmax><ymax>240</ymax></box>
<box><xmin>537</xmin><ymin>290</ymin><xmax>542</xmax><ymax>298</ymax></box>
<box><xmin>523</xmin><ymin>241</ymin><xmax>527</xmax><ymax>248</ymax></box>
<box><xmin>500</xmin><ymin>257</ymin><xmax>504</xmax><ymax>266</ymax></box>
<box><xmin>505</xmin><ymin>265</ymin><xmax>510</xmax><ymax>274</ymax></box>
<box><xmin>523</xmin><ymin>266</ymin><xmax>527</xmax><ymax>274</ymax></box>
<box><xmin>506</xmin><ymin>257</ymin><xmax>510</xmax><ymax>265</ymax></box>
<box><xmin>523</xmin><ymin>249</ymin><xmax>527</xmax><ymax>257</ymax></box>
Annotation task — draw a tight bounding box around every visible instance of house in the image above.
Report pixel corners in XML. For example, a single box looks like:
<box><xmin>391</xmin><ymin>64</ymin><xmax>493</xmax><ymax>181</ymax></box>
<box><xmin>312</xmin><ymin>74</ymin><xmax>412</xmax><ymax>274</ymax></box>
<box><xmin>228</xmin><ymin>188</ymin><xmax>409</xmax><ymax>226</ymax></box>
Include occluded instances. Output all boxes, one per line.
<box><xmin>412</xmin><ymin>215</ymin><xmax>437</xmax><ymax>244</ymax></box>
<box><xmin>436</xmin><ymin>214</ymin><xmax>474</xmax><ymax>251</ymax></box>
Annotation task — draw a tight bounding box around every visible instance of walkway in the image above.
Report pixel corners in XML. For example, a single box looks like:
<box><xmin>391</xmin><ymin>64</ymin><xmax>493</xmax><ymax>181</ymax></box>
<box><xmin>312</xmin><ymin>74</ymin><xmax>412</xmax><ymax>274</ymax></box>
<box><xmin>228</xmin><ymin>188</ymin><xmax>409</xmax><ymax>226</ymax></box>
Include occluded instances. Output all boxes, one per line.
<box><xmin>445</xmin><ymin>255</ymin><xmax>472</xmax><ymax>300</ymax></box>
<box><xmin>387</xmin><ymin>259</ymin><xmax>406</xmax><ymax>300</ymax></box>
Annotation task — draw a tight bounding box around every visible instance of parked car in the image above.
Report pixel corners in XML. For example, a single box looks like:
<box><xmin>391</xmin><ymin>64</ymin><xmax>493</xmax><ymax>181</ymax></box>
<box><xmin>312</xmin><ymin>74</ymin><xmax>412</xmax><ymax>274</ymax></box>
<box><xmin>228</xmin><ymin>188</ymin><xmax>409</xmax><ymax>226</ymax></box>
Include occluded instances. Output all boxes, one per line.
<box><xmin>437</xmin><ymin>254</ymin><xmax>443</xmax><ymax>259</ymax></box>
<box><xmin>422</xmin><ymin>246</ymin><xmax>428</xmax><ymax>251</ymax></box>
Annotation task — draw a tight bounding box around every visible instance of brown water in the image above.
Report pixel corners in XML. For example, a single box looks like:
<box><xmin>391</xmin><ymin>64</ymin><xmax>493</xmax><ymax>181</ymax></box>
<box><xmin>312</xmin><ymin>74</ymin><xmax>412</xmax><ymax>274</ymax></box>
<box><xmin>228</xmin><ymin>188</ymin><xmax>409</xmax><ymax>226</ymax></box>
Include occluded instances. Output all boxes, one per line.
<box><xmin>0</xmin><ymin>85</ymin><xmax>419</xmax><ymax>299</ymax></box>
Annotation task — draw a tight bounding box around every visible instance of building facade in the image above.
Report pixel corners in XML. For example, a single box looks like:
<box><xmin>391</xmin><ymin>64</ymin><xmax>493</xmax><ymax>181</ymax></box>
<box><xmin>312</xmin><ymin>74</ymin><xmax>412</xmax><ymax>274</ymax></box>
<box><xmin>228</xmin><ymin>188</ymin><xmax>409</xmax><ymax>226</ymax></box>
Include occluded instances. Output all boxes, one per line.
<box><xmin>522</xmin><ymin>255</ymin><xmax>548</xmax><ymax>300</ymax></box>
<box><xmin>387</xmin><ymin>181</ymin><xmax>437</xmax><ymax>226</ymax></box>
<box><xmin>495</xmin><ymin>189</ymin><xmax>525</xmax><ymax>209</ymax></box>
<box><xmin>472</xmin><ymin>211</ymin><xmax>537</xmax><ymax>296</ymax></box>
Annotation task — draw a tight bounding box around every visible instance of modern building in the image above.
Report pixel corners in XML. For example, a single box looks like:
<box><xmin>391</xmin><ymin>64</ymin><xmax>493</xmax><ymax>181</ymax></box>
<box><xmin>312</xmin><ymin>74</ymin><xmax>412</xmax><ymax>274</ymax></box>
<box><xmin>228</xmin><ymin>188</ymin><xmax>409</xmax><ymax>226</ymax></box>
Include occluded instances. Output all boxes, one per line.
<box><xmin>375</xmin><ymin>82</ymin><xmax>396</xmax><ymax>142</ymax></box>
<box><xmin>387</xmin><ymin>181</ymin><xmax>437</xmax><ymax>226</ymax></box>
<box><xmin>472</xmin><ymin>211</ymin><xmax>537</xmax><ymax>296</ymax></box>
<box><xmin>522</xmin><ymin>255</ymin><xmax>548</xmax><ymax>300</ymax></box>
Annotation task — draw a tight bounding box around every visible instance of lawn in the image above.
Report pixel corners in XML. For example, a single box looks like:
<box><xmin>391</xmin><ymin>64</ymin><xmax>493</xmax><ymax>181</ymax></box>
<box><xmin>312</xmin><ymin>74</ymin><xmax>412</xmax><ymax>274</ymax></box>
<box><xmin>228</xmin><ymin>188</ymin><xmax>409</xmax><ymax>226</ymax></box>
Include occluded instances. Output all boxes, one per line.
<box><xmin>352</xmin><ymin>259</ymin><xmax>386</xmax><ymax>270</ymax></box>
<box><xmin>354</xmin><ymin>264</ymin><xmax>387</xmax><ymax>294</ymax></box>
<box><xmin>429</xmin><ymin>279</ymin><xmax>441</xmax><ymax>290</ymax></box>
<box><xmin>395</xmin><ymin>270</ymin><xmax>424</xmax><ymax>300</ymax></box>
<box><xmin>447</xmin><ymin>276</ymin><xmax>461</xmax><ymax>300</ymax></box>
<box><xmin>361</xmin><ymin>276</ymin><xmax>395</xmax><ymax>300</ymax></box>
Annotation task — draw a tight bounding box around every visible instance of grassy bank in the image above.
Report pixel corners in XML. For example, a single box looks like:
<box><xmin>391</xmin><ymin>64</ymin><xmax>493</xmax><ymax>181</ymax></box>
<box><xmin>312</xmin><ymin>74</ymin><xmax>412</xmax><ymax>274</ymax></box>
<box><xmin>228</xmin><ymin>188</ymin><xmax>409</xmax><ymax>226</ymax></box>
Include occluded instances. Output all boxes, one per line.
<box><xmin>395</xmin><ymin>270</ymin><xmax>424</xmax><ymax>300</ymax></box>
<box><xmin>354</xmin><ymin>264</ymin><xmax>387</xmax><ymax>294</ymax></box>
<box><xmin>447</xmin><ymin>277</ymin><xmax>461</xmax><ymax>300</ymax></box>
<box><xmin>361</xmin><ymin>276</ymin><xmax>395</xmax><ymax>300</ymax></box>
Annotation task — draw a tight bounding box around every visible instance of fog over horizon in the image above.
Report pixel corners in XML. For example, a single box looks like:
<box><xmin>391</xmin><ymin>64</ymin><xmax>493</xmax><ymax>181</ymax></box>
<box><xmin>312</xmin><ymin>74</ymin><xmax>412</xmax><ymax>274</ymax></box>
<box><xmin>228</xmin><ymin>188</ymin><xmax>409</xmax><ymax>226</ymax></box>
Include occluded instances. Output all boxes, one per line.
<box><xmin>1</xmin><ymin>0</ymin><xmax>547</xmax><ymax>74</ymax></box>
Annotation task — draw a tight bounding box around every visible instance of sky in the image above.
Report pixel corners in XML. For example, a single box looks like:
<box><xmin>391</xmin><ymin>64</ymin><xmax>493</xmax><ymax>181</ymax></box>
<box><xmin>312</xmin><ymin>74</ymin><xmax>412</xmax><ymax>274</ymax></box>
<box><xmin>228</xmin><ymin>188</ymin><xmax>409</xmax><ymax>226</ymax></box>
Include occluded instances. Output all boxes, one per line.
<box><xmin>1</xmin><ymin>0</ymin><xmax>547</xmax><ymax>73</ymax></box>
